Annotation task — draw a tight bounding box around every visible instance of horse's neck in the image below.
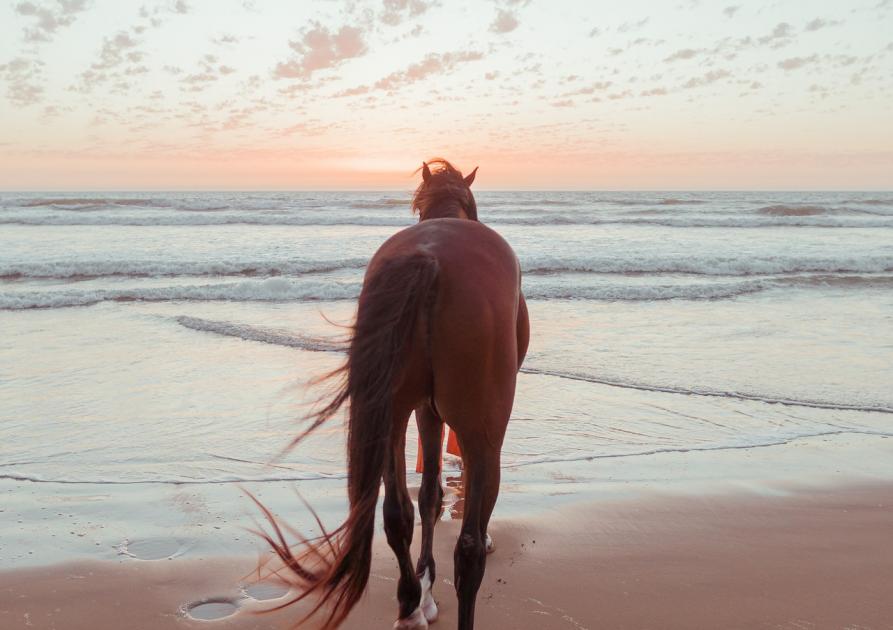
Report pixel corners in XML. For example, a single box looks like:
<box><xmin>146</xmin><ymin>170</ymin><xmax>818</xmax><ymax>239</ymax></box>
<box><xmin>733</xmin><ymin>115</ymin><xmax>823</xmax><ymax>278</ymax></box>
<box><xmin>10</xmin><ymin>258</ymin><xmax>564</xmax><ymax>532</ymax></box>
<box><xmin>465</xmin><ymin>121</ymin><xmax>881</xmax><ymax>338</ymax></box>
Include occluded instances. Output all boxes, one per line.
<box><xmin>422</xmin><ymin>199</ymin><xmax>469</xmax><ymax>221</ymax></box>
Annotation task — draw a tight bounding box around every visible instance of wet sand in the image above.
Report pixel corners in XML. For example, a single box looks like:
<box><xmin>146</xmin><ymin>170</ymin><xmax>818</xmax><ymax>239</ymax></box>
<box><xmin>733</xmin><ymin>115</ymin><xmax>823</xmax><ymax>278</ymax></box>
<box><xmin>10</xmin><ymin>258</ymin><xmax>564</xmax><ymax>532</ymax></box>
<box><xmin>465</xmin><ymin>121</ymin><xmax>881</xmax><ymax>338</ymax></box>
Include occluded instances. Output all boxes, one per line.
<box><xmin>1</xmin><ymin>483</ymin><xmax>891</xmax><ymax>629</ymax></box>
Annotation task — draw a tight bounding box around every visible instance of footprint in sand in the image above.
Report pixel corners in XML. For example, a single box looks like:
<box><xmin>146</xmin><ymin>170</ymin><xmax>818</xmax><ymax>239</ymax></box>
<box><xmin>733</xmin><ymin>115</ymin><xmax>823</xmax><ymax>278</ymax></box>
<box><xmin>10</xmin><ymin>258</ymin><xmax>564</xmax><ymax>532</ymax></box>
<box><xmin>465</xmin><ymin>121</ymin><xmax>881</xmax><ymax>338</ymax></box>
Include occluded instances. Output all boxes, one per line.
<box><xmin>184</xmin><ymin>598</ymin><xmax>241</xmax><ymax>621</ymax></box>
<box><xmin>117</xmin><ymin>538</ymin><xmax>190</xmax><ymax>560</ymax></box>
<box><xmin>241</xmin><ymin>581</ymin><xmax>291</xmax><ymax>602</ymax></box>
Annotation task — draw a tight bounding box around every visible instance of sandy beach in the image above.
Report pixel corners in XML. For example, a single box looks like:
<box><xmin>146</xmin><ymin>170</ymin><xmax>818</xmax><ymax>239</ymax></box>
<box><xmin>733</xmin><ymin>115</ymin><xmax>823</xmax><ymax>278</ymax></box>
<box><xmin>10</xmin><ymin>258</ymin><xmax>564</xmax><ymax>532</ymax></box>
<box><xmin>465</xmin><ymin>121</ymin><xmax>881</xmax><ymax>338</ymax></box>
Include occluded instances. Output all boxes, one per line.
<box><xmin>2</xmin><ymin>481</ymin><xmax>891</xmax><ymax>630</ymax></box>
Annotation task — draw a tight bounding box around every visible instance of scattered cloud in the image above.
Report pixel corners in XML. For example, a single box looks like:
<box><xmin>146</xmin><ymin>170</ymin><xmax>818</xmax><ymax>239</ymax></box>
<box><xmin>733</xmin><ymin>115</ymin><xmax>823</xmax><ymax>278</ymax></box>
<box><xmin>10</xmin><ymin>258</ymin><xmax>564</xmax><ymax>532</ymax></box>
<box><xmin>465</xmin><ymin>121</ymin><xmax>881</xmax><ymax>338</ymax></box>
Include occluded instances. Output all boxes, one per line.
<box><xmin>13</xmin><ymin>0</ymin><xmax>88</xmax><ymax>42</ymax></box>
<box><xmin>373</xmin><ymin>50</ymin><xmax>484</xmax><ymax>91</ymax></box>
<box><xmin>0</xmin><ymin>56</ymin><xmax>45</xmax><ymax>106</ymax></box>
<box><xmin>804</xmin><ymin>18</ymin><xmax>840</xmax><ymax>32</ymax></box>
<box><xmin>490</xmin><ymin>9</ymin><xmax>519</xmax><ymax>34</ymax></box>
<box><xmin>723</xmin><ymin>5</ymin><xmax>739</xmax><ymax>18</ymax></box>
<box><xmin>757</xmin><ymin>22</ymin><xmax>794</xmax><ymax>48</ymax></box>
<box><xmin>777</xmin><ymin>55</ymin><xmax>819</xmax><ymax>71</ymax></box>
<box><xmin>380</xmin><ymin>0</ymin><xmax>431</xmax><ymax>26</ymax></box>
<box><xmin>664</xmin><ymin>48</ymin><xmax>701</xmax><ymax>62</ymax></box>
<box><xmin>73</xmin><ymin>30</ymin><xmax>144</xmax><ymax>93</ymax></box>
<box><xmin>681</xmin><ymin>69</ymin><xmax>731</xmax><ymax>89</ymax></box>
<box><xmin>213</xmin><ymin>34</ymin><xmax>239</xmax><ymax>45</ymax></box>
<box><xmin>618</xmin><ymin>18</ymin><xmax>649</xmax><ymax>33</ymax></box>
<box><xmin>336</xmin><ymin>50</ymin><xmax>484</xmax><ymax>96</ymax></box>
<box><xmin>274</xmin><ymin>23</ymin><xmax>367</xmax><ymax>80</ymax></box>
<box><xmin>561</xmin><ymin>81</ymin><xmax>612</xmax><ymax>97</ymax></box>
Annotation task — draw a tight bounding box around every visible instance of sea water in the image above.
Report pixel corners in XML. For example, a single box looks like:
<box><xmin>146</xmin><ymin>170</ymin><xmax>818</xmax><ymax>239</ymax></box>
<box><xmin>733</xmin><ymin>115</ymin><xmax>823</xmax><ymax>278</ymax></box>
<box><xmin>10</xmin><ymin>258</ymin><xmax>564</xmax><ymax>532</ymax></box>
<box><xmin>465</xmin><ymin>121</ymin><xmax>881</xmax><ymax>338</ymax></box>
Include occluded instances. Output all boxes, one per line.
<box><xmin>2</xmin><ymin>191</ymin><xmax>892</xmax><ymax>489</ymax></box>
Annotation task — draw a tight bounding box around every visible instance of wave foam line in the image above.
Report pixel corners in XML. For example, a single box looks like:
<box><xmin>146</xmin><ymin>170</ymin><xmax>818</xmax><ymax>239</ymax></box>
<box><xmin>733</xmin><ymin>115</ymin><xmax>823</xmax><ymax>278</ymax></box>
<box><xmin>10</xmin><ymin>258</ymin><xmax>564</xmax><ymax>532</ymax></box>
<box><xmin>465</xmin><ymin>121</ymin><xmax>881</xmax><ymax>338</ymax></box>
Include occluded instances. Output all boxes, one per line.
<box><xmin>170</xmin><ymin>316</ymin><xmax>892</xmax><ymax>416</ymax></box>
<box><xmin>520</xmin><ymin>367</ymin><xmax>893</xmax><ymax>414</ymax></box>
<box><xmin>0</xmin><ymin>278</ymin><xmax>361</xmax><ymax>310</ymax></box>
<box><xmin>5</xmin><ymin>256</ymin><xmax>892</xmax><ymax>281</ymax></box>
<box><xmin>5</xmin><ymin>429</ymin><xmax>892</xmax><ymax>486</ymax></box>
<box><xmin>0</xmin><ymin>258</ymin><xmax>368</xmax><ymax>280</ymax></box>
<box><xmin>507</xmin><ymin>428</ymin><xmax>893</xmax><ymax>469</ymax></box>
<box><xmin>0</xmin><ymin>471</ymin><xmax>347</xmax><ymax>485</ymax></box>
<box><xmin>175</xmin><ymin>315</ymin><xmax>343</xmax><ymax>352</ymax></box>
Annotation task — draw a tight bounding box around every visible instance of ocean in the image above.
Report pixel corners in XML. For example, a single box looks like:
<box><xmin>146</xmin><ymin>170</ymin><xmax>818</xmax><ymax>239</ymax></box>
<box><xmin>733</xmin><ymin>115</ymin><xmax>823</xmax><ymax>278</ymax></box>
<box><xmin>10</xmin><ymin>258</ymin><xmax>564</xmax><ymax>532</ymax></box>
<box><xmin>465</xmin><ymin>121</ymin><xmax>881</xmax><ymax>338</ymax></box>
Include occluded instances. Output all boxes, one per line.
<box><xmin>2</xmin><ymin>190</ymin><xmax>893</xmax><ymax>564</ymax></box>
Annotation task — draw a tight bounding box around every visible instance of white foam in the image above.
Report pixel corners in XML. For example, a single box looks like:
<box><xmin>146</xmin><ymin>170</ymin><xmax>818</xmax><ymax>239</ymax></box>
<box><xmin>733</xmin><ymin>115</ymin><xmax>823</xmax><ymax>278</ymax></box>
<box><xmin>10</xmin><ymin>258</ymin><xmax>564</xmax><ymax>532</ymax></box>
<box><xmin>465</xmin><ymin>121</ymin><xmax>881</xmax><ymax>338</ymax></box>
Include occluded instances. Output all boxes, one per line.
<box><xmin>174</xmin><ymin>316</ymin><xmax>343</xmax><ymax>352</ymax></box>
<box><xmin>0</xmin><ymin>258</ymin><xmax>367</xmax><ymax>279</ymax></box>
<box><xmin>4</xmin><ymin>255</ymin><xmax>891</xmax><ymax>281</ymax></box>
<box><xmin>0</xmin><ymin>278</ymin><xmax>361</xmax><ymax>310</ymax></box>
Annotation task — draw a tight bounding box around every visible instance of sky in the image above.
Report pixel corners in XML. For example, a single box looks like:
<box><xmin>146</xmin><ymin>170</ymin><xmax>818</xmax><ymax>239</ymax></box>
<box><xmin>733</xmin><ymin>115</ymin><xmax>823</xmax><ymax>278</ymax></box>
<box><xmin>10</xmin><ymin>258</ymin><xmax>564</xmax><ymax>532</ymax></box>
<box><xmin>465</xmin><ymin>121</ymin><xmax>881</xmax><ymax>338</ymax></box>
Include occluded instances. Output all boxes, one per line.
<box><xmin>1</xmin><ymin>0</ymin><xmax>891</xmax><ymax>190</ymax></box>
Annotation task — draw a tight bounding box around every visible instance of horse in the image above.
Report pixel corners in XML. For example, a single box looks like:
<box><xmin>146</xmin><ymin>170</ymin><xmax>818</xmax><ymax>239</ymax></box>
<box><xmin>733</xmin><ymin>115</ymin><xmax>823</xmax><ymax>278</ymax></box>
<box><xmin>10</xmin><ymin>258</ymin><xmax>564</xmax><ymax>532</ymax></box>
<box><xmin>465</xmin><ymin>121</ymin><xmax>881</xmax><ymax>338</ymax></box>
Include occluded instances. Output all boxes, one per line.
<box><xmin>256</xmin><ymin>159</ymin><xmax>529</xmax><ymax>630</ymax></box>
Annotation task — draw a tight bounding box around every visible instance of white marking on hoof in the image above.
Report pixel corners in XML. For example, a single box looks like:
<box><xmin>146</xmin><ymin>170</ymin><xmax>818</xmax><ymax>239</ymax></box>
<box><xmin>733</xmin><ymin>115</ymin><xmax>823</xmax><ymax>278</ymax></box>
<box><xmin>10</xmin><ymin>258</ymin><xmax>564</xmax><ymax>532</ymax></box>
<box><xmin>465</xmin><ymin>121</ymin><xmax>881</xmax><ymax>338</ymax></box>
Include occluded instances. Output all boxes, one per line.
<box><xmin>394</xmin><ymin>606</ymin><xmax>428</xmax><ymax>629</ymax></box>
<box><xmin>484</xmin><ymin>532</ymin><xmax>494</xmax><ymax>554</ymax></box>
<box><xmin>419</xmin><ymin>568</ymin><xmax>438</xmax><ymax>623</ymax></box>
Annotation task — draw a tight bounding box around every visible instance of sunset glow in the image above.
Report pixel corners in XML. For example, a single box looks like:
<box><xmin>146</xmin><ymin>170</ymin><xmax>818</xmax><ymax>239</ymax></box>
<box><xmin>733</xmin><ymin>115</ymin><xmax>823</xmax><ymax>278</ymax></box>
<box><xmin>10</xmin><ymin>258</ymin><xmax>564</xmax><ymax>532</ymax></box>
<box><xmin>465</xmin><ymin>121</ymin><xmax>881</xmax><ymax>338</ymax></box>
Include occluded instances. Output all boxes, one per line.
<box><xmin>1</xmin><ymin>0</ymin><xmax>891</xmax><ymax>190</ymax></box>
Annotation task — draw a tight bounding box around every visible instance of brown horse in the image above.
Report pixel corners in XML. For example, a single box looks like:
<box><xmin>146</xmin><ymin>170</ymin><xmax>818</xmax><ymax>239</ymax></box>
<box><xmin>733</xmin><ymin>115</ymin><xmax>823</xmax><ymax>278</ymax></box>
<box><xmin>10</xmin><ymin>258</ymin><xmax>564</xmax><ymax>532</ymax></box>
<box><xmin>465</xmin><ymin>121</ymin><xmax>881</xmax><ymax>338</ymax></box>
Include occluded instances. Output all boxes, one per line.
<box><xmin>258</xmin><ymin>159</ymin><xmax>529</xmax><ymax>629</ymax></box>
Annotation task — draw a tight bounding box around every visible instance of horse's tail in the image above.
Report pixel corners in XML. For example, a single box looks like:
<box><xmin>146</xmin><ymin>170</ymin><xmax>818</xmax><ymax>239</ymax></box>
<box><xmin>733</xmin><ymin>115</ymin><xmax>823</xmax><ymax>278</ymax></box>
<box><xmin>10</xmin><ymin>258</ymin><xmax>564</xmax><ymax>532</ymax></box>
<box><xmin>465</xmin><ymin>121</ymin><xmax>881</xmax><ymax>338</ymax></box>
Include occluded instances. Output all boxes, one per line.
<box><xmin>258</xmin><ymin>252</ymin><xmax>439</xmax><ymax>629</ymax></box>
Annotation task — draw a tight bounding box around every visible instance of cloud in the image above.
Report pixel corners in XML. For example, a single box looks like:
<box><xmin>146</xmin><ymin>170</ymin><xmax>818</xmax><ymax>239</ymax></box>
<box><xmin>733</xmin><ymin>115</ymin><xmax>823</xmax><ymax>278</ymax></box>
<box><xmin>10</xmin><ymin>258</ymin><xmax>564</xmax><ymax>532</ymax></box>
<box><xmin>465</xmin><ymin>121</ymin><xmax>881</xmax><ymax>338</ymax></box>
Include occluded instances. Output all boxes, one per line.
<box><xmin>374</xmin><ymin>50</ymin><xmax>483</xmax><ymax>90</ymax></box>
<box><xmin>14</xmin><ymin>0</ymin><xmax>88</xmax><ymax>42</ymax></box>
<box><xmin>74</xmin><ymin>31</ymin><xmax>144</xmax><ymax>93</ymax></box>
<box><xmin>94</xmin><ymin>32</ymin><xmax>139</xmax><ymax>70</ymax></box>
<box><xmin>0</xmin><ymin>56</ymin><xmax>45</xmax><ymax>106</ymax></box>
<box><xmin>618</xmin><ymin>18</ymin><xmax>649</xmax><ymax>33</ymax></box>
<box><xmin>490</xmin><ymin>9</ymin><xmax>519</xmax><ymax>34</ymax></box>
<box><xmin>757</xmin><ymin>22</ymin><xmax>794</xmax><ymax>48</ymax></box>
<box><xmin>681</xmin><ymin>69</ymin><xmax>731</xmax><ymax>89</ymax></box>
<box><xmin>664</xmin><ymin>48</ymin><xmax>701</xmax><ymax>62</ymax></box>
<box><xmin>561</xmin><ymin>81</ymin><xmax>612</xmax><ymax>96</ymax></box>
<box><xmin>777</xmin><ymin>55</ymin><xmax>819</xmax><ymax>71</ymax></box>
<box><xmin>723</xmin><ymin>5</ymin><xmax>739</xmax><ymax>18</ymax></box>
<box><xmin>173</xmin><ymin>0</ymin><xmax>189</xmax><ymax>14</ymax></box>
<box><xmin>640</xmin><ymin>87</ymin><xmax>668</xmax><ymax>96</ymax></box>
<box><xmin>213</xmin><ymin>34</ymin><xmax>239</xmax><ymax>45</ymax></box>
<box><xmin>179</xmin><ymin>54</ymin><xmax>238</xmax><ymax>91</ymax></box>
<box><xmin>335</xmin><ymin>50</ymin><xmax>484</xmax><ymax>96</ymax></box>
<box><xmin>804</xmin><ymin>18</ymin><xmax>840</xmax><ymax>32</ymax></box>
<box><xmin>274</xmin><ymin>23</ymin><xmax>367</xmax><ymax>79</ymax></box>
<box><xmin>381</xmin><ymin>0</ymin><xmax>431</xmax><ymax>26</ymax></box>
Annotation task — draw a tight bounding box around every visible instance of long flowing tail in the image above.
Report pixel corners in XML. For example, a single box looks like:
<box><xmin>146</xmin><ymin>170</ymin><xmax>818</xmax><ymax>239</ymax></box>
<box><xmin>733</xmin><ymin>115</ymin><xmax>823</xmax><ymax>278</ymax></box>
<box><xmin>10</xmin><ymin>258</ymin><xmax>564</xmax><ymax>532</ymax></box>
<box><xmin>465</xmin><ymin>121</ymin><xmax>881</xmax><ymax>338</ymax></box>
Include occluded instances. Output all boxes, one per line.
<box><xmin>256</xmin><ymin>252</ymin><xmax>439</xmax><ymax>629</ymax></box>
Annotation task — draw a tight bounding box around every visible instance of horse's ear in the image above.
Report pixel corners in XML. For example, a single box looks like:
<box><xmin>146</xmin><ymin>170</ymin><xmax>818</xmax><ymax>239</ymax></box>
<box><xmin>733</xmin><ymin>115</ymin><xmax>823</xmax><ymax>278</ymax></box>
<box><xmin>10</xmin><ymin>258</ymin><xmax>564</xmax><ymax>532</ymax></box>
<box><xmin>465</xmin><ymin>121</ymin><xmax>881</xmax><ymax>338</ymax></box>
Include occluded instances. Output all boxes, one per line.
<box><xmin>464</xmin><ymin>166</ymin><xmax>478</xmax><ymax>187</ymax></box>
<box><xmin>422</xmin><ymin>162</ymin><xmax>432</xmax><ymax>184</ymax></box>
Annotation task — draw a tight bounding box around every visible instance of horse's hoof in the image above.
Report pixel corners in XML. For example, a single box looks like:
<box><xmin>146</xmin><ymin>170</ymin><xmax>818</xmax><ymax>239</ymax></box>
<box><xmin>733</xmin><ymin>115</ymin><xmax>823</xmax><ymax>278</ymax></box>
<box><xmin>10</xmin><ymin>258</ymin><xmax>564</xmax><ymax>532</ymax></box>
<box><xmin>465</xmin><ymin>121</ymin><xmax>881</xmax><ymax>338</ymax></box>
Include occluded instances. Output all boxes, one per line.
<box><xmin>394</xmin><ymin>607</ymin><xmax>428</xmax><ymax>629</ymax></box>
<box><xmin>485</xmin><ymin>532</ymin><xmax>494</xmax><ymax>554</ymax></box>
<box><xmin>419</xmin><ymin>568</ymin><xmax>438</xmax><ymax>622</ymax></box>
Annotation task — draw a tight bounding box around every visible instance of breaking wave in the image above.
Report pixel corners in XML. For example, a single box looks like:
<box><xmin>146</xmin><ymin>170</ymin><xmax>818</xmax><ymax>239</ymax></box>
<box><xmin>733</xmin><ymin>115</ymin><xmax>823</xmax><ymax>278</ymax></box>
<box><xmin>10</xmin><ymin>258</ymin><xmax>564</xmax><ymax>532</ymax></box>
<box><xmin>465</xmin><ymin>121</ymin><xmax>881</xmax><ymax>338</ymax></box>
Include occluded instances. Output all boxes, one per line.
<box><xmin>0</xmin><ymin>259</ymin><xmax>368</xmax><ymax>280</ymax></box>
<box><xmin>0</xmin><ymin>278</ymin><xmax>361</xmax><ymax>310</ymax></box>
<box><xmin>4</xmin><ymin>255</ymin><xmax>892</xmax><ymax>281</ymax></box>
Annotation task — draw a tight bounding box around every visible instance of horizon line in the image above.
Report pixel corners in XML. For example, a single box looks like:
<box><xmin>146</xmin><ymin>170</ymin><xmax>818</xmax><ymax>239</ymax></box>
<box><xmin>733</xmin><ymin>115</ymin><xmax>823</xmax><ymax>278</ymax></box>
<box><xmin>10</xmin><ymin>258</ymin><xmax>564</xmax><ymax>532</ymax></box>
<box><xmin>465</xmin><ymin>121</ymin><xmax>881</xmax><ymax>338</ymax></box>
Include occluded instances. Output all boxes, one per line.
<box><xmin>2</xmin><ymin>188</ymin><xmax>892</xmax><ymax>194</ymax></box>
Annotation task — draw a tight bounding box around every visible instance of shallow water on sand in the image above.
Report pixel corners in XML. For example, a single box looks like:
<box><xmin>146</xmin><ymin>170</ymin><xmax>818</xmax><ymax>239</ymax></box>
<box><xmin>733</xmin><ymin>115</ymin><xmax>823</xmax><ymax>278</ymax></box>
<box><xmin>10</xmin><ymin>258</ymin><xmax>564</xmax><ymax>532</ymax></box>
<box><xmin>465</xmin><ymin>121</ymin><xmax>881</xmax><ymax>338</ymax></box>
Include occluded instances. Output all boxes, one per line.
<box><xmin>2</xmin><ymin>190</ymin><xmax>892</xmax><ymax>565</ymax></box>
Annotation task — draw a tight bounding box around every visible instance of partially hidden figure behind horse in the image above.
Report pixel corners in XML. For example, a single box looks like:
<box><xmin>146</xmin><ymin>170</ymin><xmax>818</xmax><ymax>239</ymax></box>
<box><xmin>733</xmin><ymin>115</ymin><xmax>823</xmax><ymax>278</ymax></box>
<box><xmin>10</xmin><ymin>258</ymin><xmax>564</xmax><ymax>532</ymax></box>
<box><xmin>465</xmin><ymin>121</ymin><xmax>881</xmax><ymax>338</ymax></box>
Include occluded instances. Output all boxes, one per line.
<box><xmin>257</xmin><ymin>159</ymin><xmax>529</xmax><ymax>630</ymax></box>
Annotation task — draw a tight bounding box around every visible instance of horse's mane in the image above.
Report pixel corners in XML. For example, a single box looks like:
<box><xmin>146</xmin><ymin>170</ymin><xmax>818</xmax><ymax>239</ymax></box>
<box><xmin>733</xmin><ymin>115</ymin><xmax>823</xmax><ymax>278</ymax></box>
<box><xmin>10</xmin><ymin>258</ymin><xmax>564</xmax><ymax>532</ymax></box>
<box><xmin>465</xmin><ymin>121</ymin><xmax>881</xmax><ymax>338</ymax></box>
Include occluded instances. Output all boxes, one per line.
<box><xmin>411</xmin><ymin>158</ymin><xmax>478</xmax><ymax>220</ymax></box>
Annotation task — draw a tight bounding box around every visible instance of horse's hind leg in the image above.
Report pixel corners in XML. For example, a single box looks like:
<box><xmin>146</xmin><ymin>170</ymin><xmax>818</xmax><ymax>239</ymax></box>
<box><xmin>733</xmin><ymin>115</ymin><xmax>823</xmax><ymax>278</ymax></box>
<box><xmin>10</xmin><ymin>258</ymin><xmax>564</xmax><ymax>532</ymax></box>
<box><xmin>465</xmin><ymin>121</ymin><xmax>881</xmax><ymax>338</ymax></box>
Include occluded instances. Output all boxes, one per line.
<box><xmin>415</xmin><ymin>403</ymin><xmax>444</xmax><ymax>622</ymax></box>
<box><xmin>385</xmin><ymin>411</ymin><xmax>427</xmax><ymax>629</ymax></box>
<box><xmin>453</xmin><ymin>439</ymin><xmax>502</xmax><ymax>630</ymax></box>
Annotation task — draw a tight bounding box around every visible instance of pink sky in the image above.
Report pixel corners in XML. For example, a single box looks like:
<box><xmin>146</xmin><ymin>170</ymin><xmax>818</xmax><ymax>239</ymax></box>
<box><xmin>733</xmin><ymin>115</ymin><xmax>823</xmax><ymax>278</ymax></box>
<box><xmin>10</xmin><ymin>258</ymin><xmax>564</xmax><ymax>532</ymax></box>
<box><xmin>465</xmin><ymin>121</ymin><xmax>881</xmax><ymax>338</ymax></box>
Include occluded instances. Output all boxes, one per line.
<box><xmin>1</xmin><ymin>0</ymin><xmax>892</xmax><ymax>190</ymax></box>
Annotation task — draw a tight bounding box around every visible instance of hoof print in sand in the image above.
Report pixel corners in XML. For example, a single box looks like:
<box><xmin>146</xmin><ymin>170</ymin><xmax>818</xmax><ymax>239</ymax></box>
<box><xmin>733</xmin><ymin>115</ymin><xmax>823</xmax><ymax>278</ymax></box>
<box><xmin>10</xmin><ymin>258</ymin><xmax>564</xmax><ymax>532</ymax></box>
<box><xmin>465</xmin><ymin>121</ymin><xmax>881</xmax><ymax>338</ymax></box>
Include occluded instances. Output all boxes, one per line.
<box><xmin>241</xmin><ymin>581</ymin><xmax>291</xmax><ymax>601</ymax></box>
<box><xmin>117</xmin><ymin>538</ymin><xmax>189</xmax><ymax>560</ymax></box>
<box><xmin>184</xmin><ymin>598</ymin><xmax>240</xmax><ymax>621</ymax></box>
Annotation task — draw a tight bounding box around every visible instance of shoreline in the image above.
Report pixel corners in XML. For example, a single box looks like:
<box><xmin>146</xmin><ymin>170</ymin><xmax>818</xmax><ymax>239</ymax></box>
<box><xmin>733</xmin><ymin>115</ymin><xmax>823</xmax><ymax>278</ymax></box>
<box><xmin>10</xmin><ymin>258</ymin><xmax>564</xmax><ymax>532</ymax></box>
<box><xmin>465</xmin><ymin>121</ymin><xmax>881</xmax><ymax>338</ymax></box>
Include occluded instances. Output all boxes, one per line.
<box><xmin>1</xmin><ymin>481</ymin><xmax>891</xmax><ymax>629</ymax></box>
